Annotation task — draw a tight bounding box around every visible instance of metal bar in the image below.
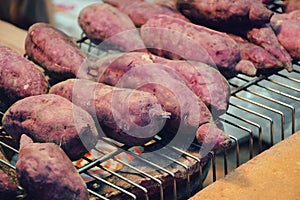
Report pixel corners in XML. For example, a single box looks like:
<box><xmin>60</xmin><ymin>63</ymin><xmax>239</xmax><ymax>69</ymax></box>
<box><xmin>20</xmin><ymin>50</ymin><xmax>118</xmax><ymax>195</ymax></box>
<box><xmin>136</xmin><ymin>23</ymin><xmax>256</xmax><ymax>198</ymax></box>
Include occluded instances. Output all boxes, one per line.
<box><xmin>246</xmin><ymin>89</ymin><xmax>295</xmax><ymax>140</ymax></box>
<box><xmin>223</xmin><ymin>148</ymin><xmax>228</xmax><ymax>175</ymax></box>
<box><xmin>257</xmin><ymin>83</ymin><xmax>299</xmax><ymax>134</ymax></box>
<box><xmin>0</xmin><ymin>141</ymin><xmax>19</xmax><ymax>154</ymax></box>
<box><xmin>220</xmin><ymin>118</ymin><xmax>254</xmax><ymax>159</ymax></box>
<box><xmin>154</xmin><ymin>151</ymin><xmax>189</xmax><ymax>199</ymax></box>
<box><xmin>230</xmin><ymin>75</ymin><xmax>266</xmax><ymax>95</ymax></box>
<box><xmin>101</xmin><ymin>138</ymin><xmax>170</xmax><ymax>200</ymax></box>
<box><xmin>225</xmin><ymin>112</ymin><xmax>263</xmax><ymax>151</ymax></box>
<box><xmin>116</xmin><ymin>159</ymin><xmax>164</xmax><ymax>200</ymax></box>
<box><xmin>277</xmin><ymin>72</ymin><xmax>300</xmax><ymax>84</ymax></box>
<box><xmin>210</xmin><ymin>151</ymin><xmax>216</xmax><ymax>182</ymax></box>
<box><xmin>77</xmin><ymin>144</ymin><xmax>130</xmax><ymax>174</ymax></box>
<box><xmin>0</xmin><ymin>158</ymin><xmax>16</xmax><ymax>170</ymax></box>
<box><xmin>268</xmin><ymin>77</ymin><xmax>300</xmax><ymax>92</ymax></box>
<box><xmin>85</xmin><ymin>172</ymin><xmax>137</xmax><ymax>199</ymax></box>
<box><xmin>95</xmin><ymin>163</ymin><xmax>149</xmax><ymax>200</ymax></box>
<box><xmin>229</xmin><ymin>103</ymin><xmax>275</xmax><ymax>146</ymax></box>
<box><xmin>230</xmin><ymin>135</ymin><xmax>240</xmax><ymax>167</ymax></box>
<box><xmin>236</xmin><ymin>95</ymin><xmax>285</xmax><ymax>142</ymax></box>
<box><xmin>88</xmin><ymin>189</ymin><xmax>110</xmax><ymax>200</ymax></box>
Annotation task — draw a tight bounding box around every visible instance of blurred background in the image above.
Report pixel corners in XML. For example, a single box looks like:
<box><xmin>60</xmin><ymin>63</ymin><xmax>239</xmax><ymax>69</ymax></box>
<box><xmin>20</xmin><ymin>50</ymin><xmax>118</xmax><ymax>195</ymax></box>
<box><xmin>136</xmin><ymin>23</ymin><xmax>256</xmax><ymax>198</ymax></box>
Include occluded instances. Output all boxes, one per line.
<box><xmin>0</xmin><ymin>0</ymin><xmax>99</xmax><ymax>39</ymax></box>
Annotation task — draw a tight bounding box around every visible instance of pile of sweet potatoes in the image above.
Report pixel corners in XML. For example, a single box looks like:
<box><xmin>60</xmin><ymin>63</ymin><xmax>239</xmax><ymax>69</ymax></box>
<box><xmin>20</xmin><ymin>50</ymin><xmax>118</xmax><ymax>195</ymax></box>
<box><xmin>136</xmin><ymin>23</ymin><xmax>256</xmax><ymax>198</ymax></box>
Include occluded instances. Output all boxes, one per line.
<box><xmin>2</xmin><ymin>0</ymin><xmax>300</xmax><ymax>198</ymax></box>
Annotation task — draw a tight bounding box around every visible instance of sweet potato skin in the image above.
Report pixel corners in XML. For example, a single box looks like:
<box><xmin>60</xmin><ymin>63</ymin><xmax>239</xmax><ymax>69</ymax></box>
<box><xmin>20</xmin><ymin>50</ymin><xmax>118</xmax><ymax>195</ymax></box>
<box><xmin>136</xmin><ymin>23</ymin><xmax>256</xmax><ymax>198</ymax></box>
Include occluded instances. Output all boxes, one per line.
<box><xmin>0</xmin><ymin>45</ymin><xmax>49</xmax><ymax>104</ymax></box>
<box><xmin>140</xmin><ymin>15</ymin><xmax>241</xmax><ymax>74</ymax></box>
<box><xmin>246</xmin><ymin>25</ymin><xmax>292</xmax><ymax>72</ymax></box>
<box><xmin>2</xmin><ymin>94</ymin><xmax>98</xmax><ymax>161</ymax></box>
<box><xmin>103</xmin><ymin>0</ymin><xmax>189</xmax><ymax>27</ymax></box>
<box><xmin>90</xmin><ymin>51</ymin><xmax>229</xmax><ymax>115</ymax></box>
<box><xmin>228</xmin><ymin>34</ymin><xmax>283</xmax><ymax>72</ymax></box>
<box><xmin>78</xmin><ymin>3</ymin><xmax>146</xmax><ymax>52</ymax></box>
<box><xmin>25</xmin><ymin>23</ymin><xmax>89</xmax><ymax>80</ymax></box>
<box><xmin>177</xmin><ymin>0</ymin><xmax>273</xmax><ymax>30</ymax></box>
<box><xmin>16</xmin><ymin>135</ymin><xmax>89</xmax><ymax>200</ymax></box>
<box><xmin>50</xmin><ymin>79</ymin><xmax>170</xmax><ymax>146</ymax></box>
<box><xmin>271</xmin><ymin>13</ymin><xmax>300</xmax><ymax>60</ymax></box>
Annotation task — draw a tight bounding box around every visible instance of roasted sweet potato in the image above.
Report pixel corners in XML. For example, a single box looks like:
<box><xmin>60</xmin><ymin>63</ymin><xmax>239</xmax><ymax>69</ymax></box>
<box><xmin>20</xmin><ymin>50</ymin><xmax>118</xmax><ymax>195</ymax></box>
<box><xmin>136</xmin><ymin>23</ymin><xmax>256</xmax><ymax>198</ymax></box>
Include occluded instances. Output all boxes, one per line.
<box><xmin>82</xmin><ymin>52</ymin><xmax>230</xmax><ymax>115</ymax></box>
<box><xmin>2</xmin><ymin>94</ymin><xmax>98</xmax><ymax>161</ymax></box>
<box><xmin>177</xmin><ymin>0</ymin><xmax>273</xmax><ymax>30</ymax></box>
<box><xmin>283</xmin><ymin>0</ymin><xmax>300</xmax><ymax>13</ymax></box>
<box><xmin>271</xmin><ymin>12</ymin><xmax>300</xmax><ymax>60</ymax></box>
<box><xmin>103</xmin><ymin>0</ymin><xmax>189</xmax><ymax>27</ymax></box>
<box><xmin>140</xmin><ymin>15</ymin><xmax>241</xmax><ymax>75</ymax></box>
<box><xmin>246</xmin><ymin>25</ymin><xmax>293</xmax><ymax>72</ymax></box>
<box><xmin>229</xmin><ymin>34</ymin><xmax>284</xmax><ymax>73</ymax></box>
<box><xmin>49</xmin><ymin>79</ymin><xmax>170</xmax><ymax>146</ymax></box>
<box><xmin>83</xmin><ymin>53</ymin><xmax>232</xmax><ymax>150</ymax></box>
<box><xmin>78</xmin><ymin>3</ymin><xmax>146</xmax><ymax>52</ymax></box>
<box><xmin>0</xmin><ymin>45</ymin><xmax>49</xmax><ymax>105</ymax></box>
<box><xmin>25</xmin><ymin>23</ymin><xmax>89</xmax><ymax>81</ymax></box>
<box><xmin>16</xmin><ymin>134</ymin><xmax>89</xmax><ymax>200</ymax></box>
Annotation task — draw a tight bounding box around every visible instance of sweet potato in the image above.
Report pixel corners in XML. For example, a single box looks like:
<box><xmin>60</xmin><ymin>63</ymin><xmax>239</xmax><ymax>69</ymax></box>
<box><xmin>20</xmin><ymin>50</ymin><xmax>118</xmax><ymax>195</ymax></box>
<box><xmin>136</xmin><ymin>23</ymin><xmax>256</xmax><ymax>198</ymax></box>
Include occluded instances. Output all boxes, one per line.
<box><xmin>2</xmin><ymin>94</ymin><xmax>98</xmax><ymax>161</ymax></box>
<box><xmin>83</xmin><ymin>52</ymin><xmax>230</xmax><ymax>115</ymax></box>
<box><xmin>78</xmin><ymin>3</ymin><xmax>146</xmax><ymax>52</ymax></box>
<box><xmin>229</xmin><ymin>34</ymin><xmax>284</xmax><ymax>73</ymax></box>
<box><xmin>283</xmin><ymin>0</ymin><xmax>300</xmax><ymax>13</ymax></box>
<box><xmin>140</xmin><ymin>15</ymin><xmax>241</xmax><ymax>75</ymax></box>
<box><xmin>246</xmin><ymin>25</ymin><xmax>293</xmax><ymax>72</ymax></box>
<box><xmin>25</xmin><ymin>23</ymin><xmax>89</xmax><ymax>80</ymax></box>
<box><xmin>84</xmin><ymin>53</ymin><xmax>232</xmax><ymax>150</ymax></box>
<box><xmin>270</xmin><ymin>12</ymin><xmax>300</xmax><ymax>60</ymax></box>
<box><xmin>103</xmin><ymin>0</ymin><xmax>189</xmax><ymax>27</ymax></box>
<box><xmin>177</xmin><ymin>0</ymin><xmax>273</xmax><ymax>30</ymax></box>
<box><xmin>16</xmin><ymin>134</ymin><xmax>89</xmax><ymax>200</ymax></box>
<box><xmin>0</xmin><ymin>45</ymin><xmax>49</xmax><ymax>105</ymax></box>
<box><xmin>49</xmin><ymin>79</ymin><xmax>170</xmax><ymax>146</ymax></box>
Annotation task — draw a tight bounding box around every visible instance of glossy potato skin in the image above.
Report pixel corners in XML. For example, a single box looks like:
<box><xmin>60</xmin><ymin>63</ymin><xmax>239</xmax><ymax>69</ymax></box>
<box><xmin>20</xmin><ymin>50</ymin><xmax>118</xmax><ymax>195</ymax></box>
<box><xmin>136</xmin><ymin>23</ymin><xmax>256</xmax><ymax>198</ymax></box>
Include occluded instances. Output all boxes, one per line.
<box><xmin>177</xmin><ymin>0</ymin><xmax>273</xmax><ymax>30</ymax></box>
<box><xmin>50</xmin><ymin>79</ymin><xmax>169</xmax><ymax>146</ymax></box>
<box><xmin>16</xmin><ymin>135</ymin><xmax>89</xmax><ymax>200</ymax></box>
<box><xmin>0</xmin><ymin>45</ymin><xmax>49</xmax><ymax>104</ymax></box>
<box><xmin>2</xmin><ymin>94</ymin><xmax>98</xmax><ymax>161</ymax></box>
<box><xmin>140</xmin><ymin>15</ymin><xmax>241</xmax><ymax>74</ymax></box>
<box><xmin>78</xmin><ymin>3</ymin><xmax>146</xmax><ymax>52</ymax></box>
<box><xmin>25</xmin><ymin>23</ymin><xmax>89</xmax><ymax>80</ymax></box>
<box><xmin>103</xmin><ymin>0</ymin><xmax>189</xmax><ymax>27</ymax></box>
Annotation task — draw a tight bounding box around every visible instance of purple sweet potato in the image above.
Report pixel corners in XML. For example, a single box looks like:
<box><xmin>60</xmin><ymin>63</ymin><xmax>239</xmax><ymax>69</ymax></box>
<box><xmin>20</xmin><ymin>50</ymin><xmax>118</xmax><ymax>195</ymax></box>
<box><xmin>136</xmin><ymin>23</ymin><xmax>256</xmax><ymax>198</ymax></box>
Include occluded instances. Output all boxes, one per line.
<box><xmin>78</xmin><ymin>3</ymin><xmax>146</xmax><ymax>52</ymax></box>
<box><xmin>177</xmin><ymin>0</ymin><xmax>273</xmax><ymax>30</ymax></box>
<box><xmin>49</xmin><ymin>79</ymin><xmax>170</xmax><ymax>146</ymax></box>
<box><xmin>16</xmin><ymin>134</ymin><xmax>89</xmax><ymax>200</ymax></box>
<box><xmin>25</xmin><ymin>23</ymin><xmax>89</xmax><ymax>80</ymax></box>
<box><xmin>153</xmin><ymin>56</ymin><xmax>230</xmax><ymax>115</ymax></box>
<box><xmin>103</xmin><ymin>0</ymin><xmax>189</xmax><ymax>27</ymax></box>
<box><xmin>229</xmin><ymin>34</ymin><xmax>284</xmax><ymax>72</ymax></box>
<box><xmin>140</xmin><ymin>15</ymin><xmax>241</xmax><ymax>75</ymax></box>
<box><xmin>83</xmin><ymin>52</ymin><xmax>230</xmax><ymax>115</ymax></box>
<box><xmin>0</xmin><ymin>45</ymin><xmax>49</xmax><ymax>104</ymax></box>
<box><xmin>78</xmin><ymin>52</ymin><xmax>231</xmax><ymax>150</ymax></box>
<box><xmin>270</xmin><ymin>12</ymin><xmax>300</xmax><ymax>60</ymax></box>
<box><xmin>2</xmin><ymin>94</ymin><xmax>98</xmax><ymax>161</ymax></box>
<box><xmin>283</xmin><ymin>0</ymin><xmax>300</xmax><ymax>13</ymax></box>
<box><xmin>246</xmin><ymin>25</ymin><xmax>293</xmax><ymax>72</ymax></box>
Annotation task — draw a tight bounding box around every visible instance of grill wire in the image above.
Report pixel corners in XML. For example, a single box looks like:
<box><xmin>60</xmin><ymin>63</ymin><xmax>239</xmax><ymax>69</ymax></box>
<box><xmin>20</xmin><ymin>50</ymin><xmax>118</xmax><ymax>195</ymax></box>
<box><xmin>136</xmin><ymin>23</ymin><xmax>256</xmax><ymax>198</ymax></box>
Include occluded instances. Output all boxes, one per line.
<box><xmin>1</xmin><ymin>54</ymin><xmax>299</xmax><ymax>200</ymax></box>
<box><xmin>0</xmin><ymin>1</ymin><xmax>298</xmax><ymax>199</ymax></box>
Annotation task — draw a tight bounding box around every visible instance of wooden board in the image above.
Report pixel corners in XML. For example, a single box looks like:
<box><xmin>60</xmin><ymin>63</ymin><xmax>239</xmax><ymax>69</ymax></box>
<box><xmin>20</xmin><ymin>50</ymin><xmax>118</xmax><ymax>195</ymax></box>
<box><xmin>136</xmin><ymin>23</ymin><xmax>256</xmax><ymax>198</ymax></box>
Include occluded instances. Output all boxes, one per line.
<box><xmin>0</xmin><ymin>20</ymin><xmax>27</xmax><ymax>54</ymax></box>
<box><xmin>191</xmin><ymin>132</ymin><xmax>300</xmax><ymax>200</ymax></box>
